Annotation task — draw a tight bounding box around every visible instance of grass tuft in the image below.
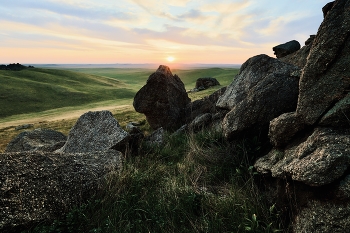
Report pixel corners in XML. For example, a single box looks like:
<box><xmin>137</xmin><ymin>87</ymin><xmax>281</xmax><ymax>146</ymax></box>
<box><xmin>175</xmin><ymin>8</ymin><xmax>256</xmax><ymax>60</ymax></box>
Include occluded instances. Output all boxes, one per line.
<box><xmin>23</xmin><ymin>128</ymin><xmax>284</xmax><ymax>233</ymax></box>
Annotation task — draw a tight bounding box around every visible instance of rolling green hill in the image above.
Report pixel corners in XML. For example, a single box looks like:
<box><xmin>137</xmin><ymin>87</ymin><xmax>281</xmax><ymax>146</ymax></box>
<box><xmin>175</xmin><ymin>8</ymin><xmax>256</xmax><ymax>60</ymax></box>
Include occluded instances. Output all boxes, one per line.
<box><xmin>0</xmin><ymin>68</ymin><xmax>134</xmax><ymax>118</ymax></box>
<box><xmin>0</xmin><ymin>67</ymin><xmax>239</xmax><ymax>119</ymax></box>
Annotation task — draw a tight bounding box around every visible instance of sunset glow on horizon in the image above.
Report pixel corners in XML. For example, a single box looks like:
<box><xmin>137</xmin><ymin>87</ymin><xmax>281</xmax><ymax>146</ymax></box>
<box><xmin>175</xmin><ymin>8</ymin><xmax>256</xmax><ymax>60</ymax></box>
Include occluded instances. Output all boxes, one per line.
<box><xmin>0</xmin><ymin>0</ymin><xmax>330</xmax><ymax>65</ymax></box>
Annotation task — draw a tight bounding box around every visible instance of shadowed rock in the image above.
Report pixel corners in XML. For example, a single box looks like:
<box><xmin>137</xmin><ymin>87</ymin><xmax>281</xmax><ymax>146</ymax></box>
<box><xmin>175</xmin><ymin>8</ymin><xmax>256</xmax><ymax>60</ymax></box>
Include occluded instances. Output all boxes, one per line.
<box><xmin>5</xmin><ymin>128</ymin><xmax>67</xmax><ymax>152</ymax></box>
<box><xmin>133</xmin><ymin>65</ymin><xmax>191</xmax><ymax>130</ymax></box>
<box><xmin>279</xmin><ymin>43</ymin><xmax>312</xmax><ymax>68</ymax></box>
<box><xmin>294</xmin><ymin>200</ymin><xmax>350</xmax><ymax>232</ymax></box>
<box><xmin>195</xmin><ymin>77</ymin><xmax>220</xmax><ymax>90</ymax></box>
<box><xmin>256</xmin><ymin>127</ymin><xmax>350</xmax><ymax>186</ymax></box>
<box><xmin>273</xmin><ymin>40</ymin><xmax>301</xmax><ymax>58</ymax></box>
<box><xmin>322</xmin><ymin>1</ymin><xmax>335</xmax><ymax>18</ymax></box>
<box><xmin>216</xmin><ymin>54</ymin><xmax>300</xmax><ymax>139</ymax></box>
<box><xmin>57</xmin><ymin>111</ymin><xmax>129</xmax><ymax>153</ymax></box>
<box><xmin>269</xmin><ymin>0</ymin><xmax>350</xmax><ymax>146</ymax></box>
<box><xmin>185</xmin><ymin>87</ymin><xmax>226</xmax><ymax>123</ymax></box>
<box><xmin>0</xmin><ymin>150</ymin><xmax>122</xmax><ymax>232</ymax></box>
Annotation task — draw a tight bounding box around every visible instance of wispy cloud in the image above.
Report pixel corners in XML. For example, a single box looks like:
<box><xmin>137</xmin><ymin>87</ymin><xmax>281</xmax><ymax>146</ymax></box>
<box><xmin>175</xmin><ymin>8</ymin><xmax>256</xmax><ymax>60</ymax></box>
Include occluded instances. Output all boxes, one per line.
<box><xmin>0</xmin><ymin>0</ymin><xmax>331</xmax><ymax>64</ymax></box>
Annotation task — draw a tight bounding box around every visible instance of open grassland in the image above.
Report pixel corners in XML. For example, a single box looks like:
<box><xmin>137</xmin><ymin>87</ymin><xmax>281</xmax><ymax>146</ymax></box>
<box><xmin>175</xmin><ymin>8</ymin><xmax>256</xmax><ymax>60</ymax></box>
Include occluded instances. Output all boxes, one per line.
<box><xmin>0</xmin><ymin>67</ymin><xmax>237</xmax><ymax>120</ymax></box>
<box><xmin>0</xmin><ymin>66</ymin><xmax>239</xmax><ymax>151</ymax></box>
<box><xmin>0</xmin><ymin>66</ymin><xmax>286</xmax><ymax>232</ymax></box>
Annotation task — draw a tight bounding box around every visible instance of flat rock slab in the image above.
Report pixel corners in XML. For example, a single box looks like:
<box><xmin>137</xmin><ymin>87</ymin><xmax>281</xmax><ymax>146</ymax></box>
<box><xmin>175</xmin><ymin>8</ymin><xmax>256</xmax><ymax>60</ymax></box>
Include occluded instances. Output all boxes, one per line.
<box><xmin>255</xmin><ymin>127</ymin><xmax>350</xmax><ymax>186</ymax></box>
<box><xmin>6</xmin><ymin>128</ymin><xmax>67</xmax><ymax>152</ymax></box>
<box><xmin>0</xmin><ymin>150</ymin><xmax>122</xmax><ymax>232</ymax></box>
<box><xmin>57</xmin><ymin>111</ymin><xmax>129</xmax><ymax>153</ymax></box>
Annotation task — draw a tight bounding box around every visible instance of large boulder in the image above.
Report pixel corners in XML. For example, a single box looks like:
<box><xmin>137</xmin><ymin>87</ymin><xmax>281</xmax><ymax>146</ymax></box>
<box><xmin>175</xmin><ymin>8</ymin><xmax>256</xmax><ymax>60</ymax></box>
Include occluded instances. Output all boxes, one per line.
<box><xmin>133</xmin><ymin>65</ymin><xmax>191</xmax><ymax>130</ymax></box>
<box><xmin>216</xmin><ymin>54</ymin><xmax>300</xmax><ymax>139</ymax></box>
<box><xmin>269</xmin><ymin>0</ymin><xmax>350</xmax><ymax>147</ymax></box>
<box><xmin>255</xmin><ymin>127</ymin><xmax>350</xmax><ymax>186</ymax></box>
<box><xmin>5</xmin><ymin>128</ymin><xmax>67</xmax><ymax>152</ymax></box>
<box><xmin>57</xmin><ymin>111</ymin><xmax>129</xmax><ymax>153</ymax></box>
<box><xmin>0</xmin><ymin>150</ymin><xmax>122</xmax><ymax>232</ymax></box>
<box><xmin>272</xmin><ymin>40</ymin><xmax>301</xmax><ymax>58</ymax></box>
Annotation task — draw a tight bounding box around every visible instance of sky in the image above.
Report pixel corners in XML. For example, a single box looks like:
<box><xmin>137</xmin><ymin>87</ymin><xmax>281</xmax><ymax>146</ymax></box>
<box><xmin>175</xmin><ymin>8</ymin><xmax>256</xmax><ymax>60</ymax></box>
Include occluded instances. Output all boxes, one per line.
<box><xmin>0</xmin><ymin>0</ymin><xmax>330</xmax><ymax>65</ymax></box>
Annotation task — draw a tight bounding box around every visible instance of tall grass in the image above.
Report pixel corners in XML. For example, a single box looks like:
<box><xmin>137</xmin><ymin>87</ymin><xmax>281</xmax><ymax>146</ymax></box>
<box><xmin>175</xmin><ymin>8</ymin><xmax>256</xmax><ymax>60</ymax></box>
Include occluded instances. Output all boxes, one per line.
<box><xmin>24</xmin><ymin>129</ymin><xmax>283</xmax><ymax>233</ymax></box>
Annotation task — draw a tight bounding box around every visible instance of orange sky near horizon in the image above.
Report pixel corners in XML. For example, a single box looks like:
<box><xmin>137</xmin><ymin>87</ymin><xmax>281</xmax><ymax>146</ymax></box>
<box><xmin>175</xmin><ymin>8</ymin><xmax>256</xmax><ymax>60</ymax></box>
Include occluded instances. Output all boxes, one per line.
<box><xmin>0</xmin><ymin>0</ymin><xmax>330</xmax><ymax>65</ymax></box>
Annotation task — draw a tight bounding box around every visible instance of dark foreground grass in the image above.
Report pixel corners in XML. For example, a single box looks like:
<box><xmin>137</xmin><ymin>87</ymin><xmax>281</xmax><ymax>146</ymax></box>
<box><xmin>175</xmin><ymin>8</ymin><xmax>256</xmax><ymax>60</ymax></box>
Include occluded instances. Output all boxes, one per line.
<box><xmin>23</xmin><ymin>129</ymin><xmax>284</xmax><ymax>233</ymax></box>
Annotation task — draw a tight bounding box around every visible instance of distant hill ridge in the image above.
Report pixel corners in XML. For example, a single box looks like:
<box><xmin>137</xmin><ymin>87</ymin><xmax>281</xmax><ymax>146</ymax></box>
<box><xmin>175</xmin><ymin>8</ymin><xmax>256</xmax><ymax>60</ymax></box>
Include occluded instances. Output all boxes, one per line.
<box><xmin>0</xmin><ymin>63</ymin><xmax>34</xmax><ymax>71</ymax></box>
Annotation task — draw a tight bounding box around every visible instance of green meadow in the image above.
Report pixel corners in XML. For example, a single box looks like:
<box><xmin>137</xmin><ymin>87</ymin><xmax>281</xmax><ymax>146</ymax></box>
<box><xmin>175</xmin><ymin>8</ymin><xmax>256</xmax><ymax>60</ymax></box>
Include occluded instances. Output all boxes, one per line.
<box><xmin>0</xmin><ymin>66</ymin><xmax>238</xmax><ymax>151</ymax></box>
<box><xmin>0</xmin><ymin>67</ymin><xmax>237</xmax><ymax>120</ymax></box>
<box><xmin>1</xmin><ymin>66</ymin><xmax>285</xmax><ymax>232</ymax></box>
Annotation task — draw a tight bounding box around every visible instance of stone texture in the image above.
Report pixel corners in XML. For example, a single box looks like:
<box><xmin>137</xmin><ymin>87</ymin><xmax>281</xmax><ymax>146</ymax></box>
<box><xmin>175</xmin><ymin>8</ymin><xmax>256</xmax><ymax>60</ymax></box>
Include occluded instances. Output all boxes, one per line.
<box><xmin>186</xmin><ymin>87</ymin><xmax>226</xmax><ymax>123</ymax></box>
<box><xmin>297</xmin><ymin>0</ymin><xmax>350</xmax><ymax>126</ymax></box>
<box><xmin>216</xmin><ymin>54</ymin><xmax>300</xmax><ymax>139</ymax></box>
<box><xmin>133</xmin><ymin>65</ymin><xmax>191</xmax><ymax>130</ymax></box>
<box><xmin>0</xmin><ymin>150</ymin><xmax>122</xmax><ymax>232</ymax></box>
<box><xmin>256</xmin><ymin>127</ymin><xmax>350</xmax><ymax>186</ymax></box>
<box><xmin>322</xmin><ymin>1</ymin><xmax>335</xmax><ymax>18</ymax></box>
<box><xmin>273</xmin><ymin>40</ymin><xmax>301</xmax><ymax>58</ymax></box>
<box><xmin>144</xmin><ymin>127</ymin><xmax>165</xmax><ymax>146</ymax></box>
<box><xmin>305</xmin><ymin>35</ymin><xmax>316</xmax><ymax>46</ymax></box>
<box><xmin>188</xmin><ymin>113</ymin><xmax>212</xmax><ymax>132</ymax></box>
<box><xmin>57</xmin><ymin>111</ymin><xmax>129</xmax><ymax>153</ymax></box>
<box><xmin>5</xmin><ymin>128</ymin><xmax>67</xmax><ymax>152</ymax></box>
<box><xmin>195</xmin><ymin>77</ymin><xmax>220</xmax><ymax>90</ymax></box>
<box><xmin>268</xmin><ymin>112</ymin><xmax>304</xmax><ymax>147</ymax></box>
<box><xmin>267</xmin><ymin>0</ymin><xmax>350</xmax><ymax>147</ymax></box>
<box><xmin>294</xmin><ymin>200</ymin><xmax>350</xmax><ymax>233</ymax></box>
<box><xmin>319</xmin><ymin>93</ymin><xmax>350</xmax><ymax>127</ymax></box>
<box><xmin>279</xmin><ymin>43</ymin><xmax>312</xmax><ymax>68</ymax></box>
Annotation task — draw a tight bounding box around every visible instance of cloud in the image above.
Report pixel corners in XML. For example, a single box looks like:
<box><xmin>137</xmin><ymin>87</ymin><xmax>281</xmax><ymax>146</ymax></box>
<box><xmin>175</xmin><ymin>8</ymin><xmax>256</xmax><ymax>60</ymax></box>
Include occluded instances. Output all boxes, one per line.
<box><xmin>0</xmin><ymin>0</ymin><xmax>135</xmax><ymax>22</ymax></box>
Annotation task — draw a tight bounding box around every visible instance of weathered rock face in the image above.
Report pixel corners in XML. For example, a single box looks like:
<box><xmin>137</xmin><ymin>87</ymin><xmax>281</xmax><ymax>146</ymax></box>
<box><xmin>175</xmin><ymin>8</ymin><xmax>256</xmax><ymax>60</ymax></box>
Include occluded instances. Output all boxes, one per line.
<box><xmin>254</xmin><ymin>2</ymin><xmax>350</xmax><ymax>231</ymax></box>
<box><xmin>0</xmin><ymin>150</ymin><xmax>122</xmax><ymax>232</ymax></box>
<box><xmin>256</xmin><ymin>127</ymin><xmax>350</xmax><ymax>186</ymax></box>
<box><xmin>273</xmin><ymin>40</ymin><xmax>301</xmax><ymax>58</ymax></box>
<box><xmin>294</xmin><ymin>200</ymin><xmax>350</xmax><ymax>233</ymax></box>
<box><xmin>279</xmin><ymin>43</ymin><xmax>312</xmax><ymax>69</ymax></box>
<box><xmin>304</xmin><ymin>35</ymin><xmax>316</xmax><ymax>46</ymax></box>
<box><xmin>5</xmin><ymin>128</ymin><xmax>67</xmax><ymax>152</ymax></box>
<box><xmin>216</xmin><ymin>54</ymin><xmax>300</xmax><ymax>139</ymax></box>
<box><xmin>186</xmin><ymin>87</ymin><xmax>226</xmax><ymax>123</ymax></box>
<box><xmin>322</xmin><ymin>1</ymin><xmax>335</xmax><ymax>18</ymax></box>
<box><xmin>195</xmin><ymin>77</ymin><xmax>220</xmax><ymax>90</ymax></box>
<box><xmin>57</xmin><ymin>111</ymin><xmax>129</xmax><ymax>153</ymax></box>
<box><xmin>297</xmin><ymin>0</ymin><xmax>350</xmax><ymax>126</ymax></box>
<box><xmin>133</xmin><ymin>65</ymin><xmax>191</xmax><ymax>130</ymax></box>
<box><xmin>268</xmin><ymin>0</ymin><xmax>350</xmax><ymax>147</ymax></box>
<box><xmin>144</xmin><ymin>127</ymin><xmax>165</xmax><ymax>146</ymax></box>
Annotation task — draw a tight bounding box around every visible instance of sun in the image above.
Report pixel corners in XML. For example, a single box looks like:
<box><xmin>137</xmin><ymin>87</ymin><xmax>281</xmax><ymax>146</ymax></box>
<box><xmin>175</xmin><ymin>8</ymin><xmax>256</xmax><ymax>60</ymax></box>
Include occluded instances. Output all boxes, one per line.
<box><xmin>166</xmin><ymin>56</ymin><xmax>175</xmax><ymax>62</ymax></box>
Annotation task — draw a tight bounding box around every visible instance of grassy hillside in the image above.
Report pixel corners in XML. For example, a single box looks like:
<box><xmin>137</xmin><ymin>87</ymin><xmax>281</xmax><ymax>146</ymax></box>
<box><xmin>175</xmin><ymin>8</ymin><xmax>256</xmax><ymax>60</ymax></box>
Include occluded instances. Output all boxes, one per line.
<box><xmin>65</xmin><ymin>67</ymin><xmax>238</xmax><ymax>91</ymax></box>
<box><xmin>0</xmin><ymin>67</ymin><xmax>238</xmax><ymax>120</ymax></box>
<box><xmin>0</xmin><ymin>68</ymin><xmax>134</xmax><ymax>118</ymax></box>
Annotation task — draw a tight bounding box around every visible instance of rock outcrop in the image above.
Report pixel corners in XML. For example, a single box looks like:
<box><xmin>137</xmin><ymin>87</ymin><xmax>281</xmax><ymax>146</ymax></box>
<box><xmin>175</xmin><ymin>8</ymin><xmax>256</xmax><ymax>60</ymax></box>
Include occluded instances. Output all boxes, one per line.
<box><xmin>5</xmin><ymin>128</ymin><xmax>67</xmax><ymax>152</ymax></box>
<box><xmin>254</xmin><ymin>1</ymin><xmax>350</xmax><ymax>232</ymax></box>
<box><xmin>0</xmin><ymin>150</ymin><xmax>122</xmax><ymax>232</ymax></box>
<box><xmin>133</xmin><ymin>65</ymin><xmax>191</xmax><ymax>130</ymax></box>
<box><xmin>195</xmin><ymin>77</ymin><xmax>220</xmax><ymax>91</ymax></box>
<box><xmin>216</xmin><ymin>54</ymin><xmax>300</xmax><ymax>139</ymax></box>
<box><xmin>272</xmin><ymin>40</ymin><xmax>301</xmax><ymax>58</ymax></box>
<box><xmin>186</xmin><ymin>87</ymin><xmax>226</xmax><ymax>123</ymax></box>
<box><xmin>57</xmin><ymin>111</ymin><xmax>129</xmax><ymax>153</ymax></box>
